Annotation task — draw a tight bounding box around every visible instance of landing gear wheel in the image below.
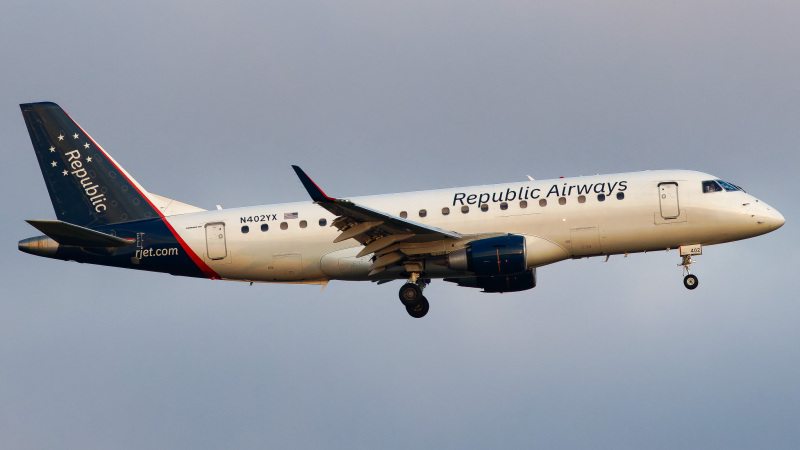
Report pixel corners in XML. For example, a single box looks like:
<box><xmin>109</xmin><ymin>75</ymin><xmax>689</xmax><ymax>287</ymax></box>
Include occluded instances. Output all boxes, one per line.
<box><xmin>399</xmin><ymin>283</ymin><xmax>422</xmax><ymax>306</ymax></box>
<box><xmin>683</xmin><ymin>274</ymin><xmax>699</xmax><ymax>290</ymax></box>
<box><xmin>406</xmin><ymin>296</ymin><xmax>429</xmax><ymax>318</ymax></box>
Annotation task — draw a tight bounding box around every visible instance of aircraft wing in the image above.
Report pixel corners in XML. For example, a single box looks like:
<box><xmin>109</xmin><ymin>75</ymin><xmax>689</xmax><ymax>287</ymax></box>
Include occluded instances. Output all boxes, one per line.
<box><xmin>292</xmin><ymin>166</ymin><xmax>463</xmax><ymax>273</ymax></box>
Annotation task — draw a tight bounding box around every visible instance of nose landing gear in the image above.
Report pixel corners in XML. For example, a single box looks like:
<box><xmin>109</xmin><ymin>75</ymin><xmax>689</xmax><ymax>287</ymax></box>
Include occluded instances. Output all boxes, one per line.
<box><xmin>679</xmin><ymin>253</ymin><xmax>699</xmax><ymax>290</ymax></box>
<box><xmin>683</xmin><ymin>273</ymin><xmax>699</xmax><ymax>289</ymax></box>
<box><xmin>398</xmin><ymin>273</ymin><xmax>430</xmax><ymax>318</ymax></box>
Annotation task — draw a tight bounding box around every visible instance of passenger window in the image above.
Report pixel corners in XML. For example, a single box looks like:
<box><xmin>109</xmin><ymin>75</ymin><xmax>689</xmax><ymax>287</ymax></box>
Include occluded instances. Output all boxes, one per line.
<box><xmin>419</xmin><ymin>209</ymin><xmax>427</xmax><ymax>218</ymax></box>
<box><xmin>500</xmin><ymin>202</ymin><xmax>508</xmax><ymax>210</ymax></box>
<box><xmin>442</xmin><ymin>207</ymin><xmax>450</xmax><ymax>216</ymax></box>
<box><xmin>299</xmin><ymin>220</ymin><xmax>307</xmax><ymax>229</ymax></box>
<box><xmin>578</xmin><ymin>195</ymin><xmax>586</xmax><ymax>203</ymax></box>
<box><xmin>280</xmin><ymin>222</ymin><xmax>288</xmax><ymax>230</ymax></box>
<box><xmin>702</xmin><ymin>180</ymin><xmax>723</xmax><ymax>193</ymax></box>
<box><xmin>241</xmin><ymin>225</ymin><xmax>249</xmax><ymax>234</ymax></box>
<box><xmin>319</xmin><ymin>218</ymin><xmax>327</xmax><ymax>226</ymax></box>
<box><xmin>461</xmin><ymin>206</ymin><xmax>469</xmax><ymax>214</ymax></box>
<box><xmin>597</xmin><ymin>194</ymin><xmax>605</xmax><ymax>202</ymax></box>
<box><xmin>558</xmin><ymin>197</ymin><xmax>567</xmax><ymax>205</ymax></box>
<box><xmin>261</xmin><ymin>224</ymin><xmax>268</xmax><ymax>232</ymax></box>
<box><xmin>519</xmin><ymin>200</ymin><xmax>527</xmax><ymax>208</ymax></box>
<box><xmin>400</xmin><ymin>211</ymin><xmax>408</xmax><ymax>219</ymax></box>
<box><xmin>616</xmin><ymin>192</ymin><xmax>625</xmax><ymax>200</ymax></box>
<box><xmin>539</xmin><ymin>199</ymin><xmax>547</xmax><ymax>207</ymax></box>
<box><xmin>480</xmin><ymin>204</ymin><xmax>488</xmax><ymax>212</ymax></box>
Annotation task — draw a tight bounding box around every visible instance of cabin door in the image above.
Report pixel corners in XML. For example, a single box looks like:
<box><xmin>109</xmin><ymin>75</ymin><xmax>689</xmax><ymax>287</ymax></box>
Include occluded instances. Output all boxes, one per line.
<box><xmin>205</xmin><ymin>223</ymin><xmax>228</xmax><ymax>260</ymax></box>
<box><xmin>658</xmin><ymin>182</ymin><xmax>680</xmax><ymax>219</ymax></box>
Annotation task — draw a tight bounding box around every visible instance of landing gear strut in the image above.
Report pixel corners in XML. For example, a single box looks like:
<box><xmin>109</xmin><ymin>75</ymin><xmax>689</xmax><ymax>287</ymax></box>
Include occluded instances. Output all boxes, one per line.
<box><xmin>398</xmin><ymin>273</ymin><xmax>430</xmax><ymax>318</ymax></box>
<box><xmin>678</xmin><ymin>254</ymin><xmax>699</xmax><ymax>290</ymax></box>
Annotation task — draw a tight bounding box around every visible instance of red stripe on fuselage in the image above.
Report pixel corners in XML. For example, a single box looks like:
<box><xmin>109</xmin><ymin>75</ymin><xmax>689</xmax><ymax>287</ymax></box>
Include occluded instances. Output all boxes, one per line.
<box><xmin>66</xmin><ymin>110</ymin><xmax>221</xmax><ymax>280</ymax></box>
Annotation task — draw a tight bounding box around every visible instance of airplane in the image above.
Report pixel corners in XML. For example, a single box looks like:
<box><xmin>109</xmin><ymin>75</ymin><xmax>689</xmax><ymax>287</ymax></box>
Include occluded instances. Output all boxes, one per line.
<box><xmin>18</xmin><ymin>102</ymin><xmax>785</xmax><ymax>318</ymax></box>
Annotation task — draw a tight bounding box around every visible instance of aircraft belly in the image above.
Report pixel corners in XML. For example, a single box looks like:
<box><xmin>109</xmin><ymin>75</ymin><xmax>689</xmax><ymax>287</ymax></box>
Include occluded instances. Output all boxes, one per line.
<box><xmin>598</xmin><ymin>204</ymin><xmax>731</xmax><ymax>254</ymax></box>
<box><xmin>227</xmin><ymin>241</ymin><xmax>328</xmax><ymax>282</ymax></box>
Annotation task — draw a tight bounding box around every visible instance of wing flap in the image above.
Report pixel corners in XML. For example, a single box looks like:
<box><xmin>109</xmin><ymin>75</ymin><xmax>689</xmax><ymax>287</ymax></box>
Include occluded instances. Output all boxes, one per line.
<box><xmin>334</xmin><ymin>221</ymin><xmax>384</xmax><ymax>243</ymax></box>
<box><xmin>356</xmin><ymin>234</ymin><xmax>413</xmax><ymax>258</ymax></box>
<box><xmin>369</xmin><ymin>251</ymin><xmax>405</xmax><ymax>271</ymax></box>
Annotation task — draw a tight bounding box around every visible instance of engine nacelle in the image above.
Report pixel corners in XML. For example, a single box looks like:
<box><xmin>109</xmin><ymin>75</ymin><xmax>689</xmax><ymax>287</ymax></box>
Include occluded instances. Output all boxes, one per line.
<box><xmin>448</xmin><ymin>235</ymin><xmax>527</xmax><ymax>276</ymax></box>
<box><xmin>445</xmin><ymin>268</ymin><xmax>537</xmax><ymax>293</ymax></box>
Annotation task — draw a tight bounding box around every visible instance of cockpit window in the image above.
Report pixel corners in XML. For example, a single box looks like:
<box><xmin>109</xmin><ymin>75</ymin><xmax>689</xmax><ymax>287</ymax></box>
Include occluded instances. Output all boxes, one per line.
<box><xmin>702</xmin><ymin>180</ymin><xmax>723</xmax><ymax>193</ymax></box>
<box><xmin>716</xmin><ymin>180</ymin><xmax>742</xmax><ymax>192</ymax></box>
<box><xmin>703</xmin><ymin>179</ymin><xmax>744</xmax><ymax>193</ymax></box>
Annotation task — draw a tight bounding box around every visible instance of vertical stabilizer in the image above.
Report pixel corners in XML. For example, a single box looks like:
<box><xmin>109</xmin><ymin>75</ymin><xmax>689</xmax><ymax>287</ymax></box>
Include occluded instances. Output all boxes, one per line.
<box><xmin>20</xmin><ymin>102</ymin><xmax>160</xmax><ymax>227</ymax></box>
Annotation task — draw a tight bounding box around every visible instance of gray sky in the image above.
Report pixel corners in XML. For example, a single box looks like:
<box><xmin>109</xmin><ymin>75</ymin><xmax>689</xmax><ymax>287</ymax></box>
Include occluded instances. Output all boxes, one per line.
<box><xmin>2</xmin><ymin>1</ymin><xmax>798</xmax><ymax>448</ymax></box>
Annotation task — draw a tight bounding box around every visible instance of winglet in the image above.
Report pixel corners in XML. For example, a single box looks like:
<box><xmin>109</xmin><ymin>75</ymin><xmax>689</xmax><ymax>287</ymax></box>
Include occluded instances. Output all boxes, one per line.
<box><xmin>292</xmin><ymin>165</ymin><xmax>336</xmax><ymax>202</ymax></box>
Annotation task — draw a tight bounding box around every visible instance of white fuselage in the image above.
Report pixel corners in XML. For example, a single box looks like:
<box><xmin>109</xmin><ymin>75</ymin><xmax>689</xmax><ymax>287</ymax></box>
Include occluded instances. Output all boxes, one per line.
<box><xmin>163</xmin><ymin>170</ymin><xmax>784</xmax><ymax>283</ymax></box>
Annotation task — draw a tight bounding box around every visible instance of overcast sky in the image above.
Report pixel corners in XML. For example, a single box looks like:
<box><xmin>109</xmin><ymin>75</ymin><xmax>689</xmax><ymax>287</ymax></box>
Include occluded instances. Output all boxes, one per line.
<box><xmin>2</xmin><ymin>1</ymin><xmax>799</xmax><ymax>448</ymax></box>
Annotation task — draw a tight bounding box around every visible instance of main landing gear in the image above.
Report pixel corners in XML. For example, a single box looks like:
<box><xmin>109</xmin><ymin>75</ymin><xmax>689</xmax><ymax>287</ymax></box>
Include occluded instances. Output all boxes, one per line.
<box><xmin>398</xmin><ymin>273</ymin><xmax>430</xmax><ymax>318</ymax></box>
<box><xmin>679</xmin><ymin>254</ymin><xmax>699</xmax><ymax>290</ymax></box>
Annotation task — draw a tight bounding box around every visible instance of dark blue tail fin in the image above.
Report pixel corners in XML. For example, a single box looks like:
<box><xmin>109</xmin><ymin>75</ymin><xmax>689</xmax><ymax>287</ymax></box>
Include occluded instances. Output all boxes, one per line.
<box><xmin>21</xmin><ymin>102</ymin><xmax>160</xmax><ymax>227</ymax></box>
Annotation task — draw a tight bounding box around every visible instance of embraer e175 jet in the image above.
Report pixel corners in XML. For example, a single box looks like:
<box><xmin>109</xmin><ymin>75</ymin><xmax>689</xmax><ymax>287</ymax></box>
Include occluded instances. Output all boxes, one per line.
<box><xmin>18</xmin><ymin>102</ymin><xmax>785</xmax><ymax>318</ymax></box>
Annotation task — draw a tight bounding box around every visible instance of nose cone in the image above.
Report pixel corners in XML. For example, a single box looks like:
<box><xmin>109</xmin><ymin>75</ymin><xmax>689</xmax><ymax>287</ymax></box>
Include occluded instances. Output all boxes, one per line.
<box><xmin>759</xmin><ymin>205</ymin><xmax>785</xmax><ymax>230</ymax></box>
<box><xmin>771</xmin><ymin>209</ymin><xmax>785</xmax><ymax>229</ymax></box>
<box><xmin>751</xmin><ymin>200</ymin><xmax>785</xmax><ymax>234</ymax></box>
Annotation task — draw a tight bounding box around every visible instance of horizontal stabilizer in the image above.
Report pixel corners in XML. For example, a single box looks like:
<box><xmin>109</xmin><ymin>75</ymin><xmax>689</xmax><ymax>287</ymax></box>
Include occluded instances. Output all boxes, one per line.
<box><xmin>25</xmin><ymin>219</ymin><xmax>135</xmax><ymax>247</ymax></box>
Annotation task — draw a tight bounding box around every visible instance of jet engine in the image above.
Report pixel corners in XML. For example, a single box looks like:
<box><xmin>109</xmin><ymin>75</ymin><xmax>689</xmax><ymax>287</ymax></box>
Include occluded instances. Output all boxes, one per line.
<box><xmin>447</xmin><ymin>235</ymin><xmax>527</xmax><ymax>276</ymax></box>
<box><xmin>445</xmin><ymin>235</ymin><xmax>535</xmax><ymax>293</ymax></box>
<box><xmin>445</xmin><ymin>268</ymin><xmax>537</xmax><ymax>293</ymax></box>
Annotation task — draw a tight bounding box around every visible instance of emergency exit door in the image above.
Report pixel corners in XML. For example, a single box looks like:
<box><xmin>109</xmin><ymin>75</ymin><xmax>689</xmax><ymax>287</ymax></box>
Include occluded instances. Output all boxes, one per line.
<box><xmin>658</xmin><ymin>182</ymin><xmax>680</xmax><ymax>219</ymax></box>
<box><xmin>205</xmin><ymin>222</ymin><xmax>227</xmax><ymax>260</ymax></box>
